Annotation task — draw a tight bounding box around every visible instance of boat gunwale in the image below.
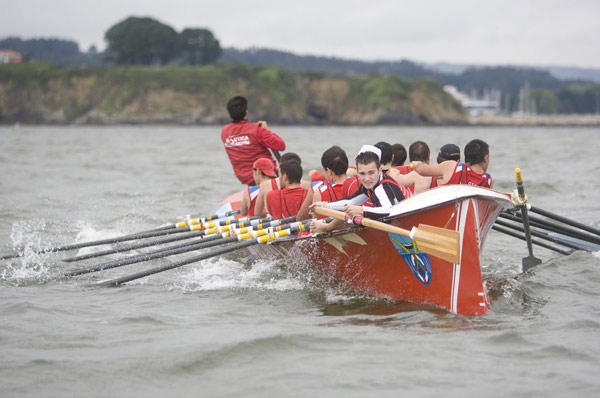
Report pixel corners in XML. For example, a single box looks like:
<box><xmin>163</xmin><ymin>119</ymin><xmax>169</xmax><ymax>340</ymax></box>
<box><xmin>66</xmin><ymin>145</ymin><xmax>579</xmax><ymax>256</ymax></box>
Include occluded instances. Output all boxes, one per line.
<box><xmin>267</xmin><ymin>186</ymin><xmax>515</xmax><ymax>245</ymax></box>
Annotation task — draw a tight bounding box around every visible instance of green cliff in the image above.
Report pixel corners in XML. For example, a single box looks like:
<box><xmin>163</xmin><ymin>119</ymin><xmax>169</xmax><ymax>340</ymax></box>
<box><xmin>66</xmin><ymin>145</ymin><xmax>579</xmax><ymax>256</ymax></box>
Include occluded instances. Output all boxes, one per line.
<box><xmin>0</xmin><ymin>63</ymin><xmax>467</xmax><ymax>125</ymax></box>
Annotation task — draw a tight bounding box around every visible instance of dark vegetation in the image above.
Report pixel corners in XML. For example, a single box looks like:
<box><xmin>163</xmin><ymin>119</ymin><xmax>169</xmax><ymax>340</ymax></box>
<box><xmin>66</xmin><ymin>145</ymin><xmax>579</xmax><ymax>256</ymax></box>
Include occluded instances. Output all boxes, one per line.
<box><xmin>1</xmin><ymin>15</ymin><xmax>599</xmax><ymax>116</ymax></box>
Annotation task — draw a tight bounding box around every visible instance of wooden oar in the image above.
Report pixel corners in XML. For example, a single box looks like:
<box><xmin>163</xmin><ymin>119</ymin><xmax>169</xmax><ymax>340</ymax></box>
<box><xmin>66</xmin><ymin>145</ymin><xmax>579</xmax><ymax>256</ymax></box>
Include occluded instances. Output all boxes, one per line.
<box><xmin>61</xmin><ymin>215</ymin><xmax>287</xmax><ymax>263</ymax></box>
<box><xmin>0</xmin><ymin>214</ymin><xmax>269</xmax><ymax>261</ymax></box>
<box><xmin>492</xmin><ymin>225</ymin><xmax>572</xmax><ymax>256</ymax></box>
<box><xmin>314</xmin><ymin>207</ymin><xmax>460</xmax><ymax>263</ymax></box>
<box><xmin>61</xmin><ymin>217</ymin><xmax>302</xmax><ymax>277</ymax></box>
<box><xmin>499</xmin><ymin>212</ymin><xmax>600</xmax><ymax>246</ymax></box>
<box><xmin>139</xmin><ymin>210</ymin><xmax>242</xmax><ymax>233</ymax></box>
<box><xmin>529</xmin><ymin>206</ymin><xmax>600</xmax><ymax>238</ymax></box>
<box><xmin>495</xmin><ymin>219</ymin><xmax>592</xmax><ymax>251</ymax></box>
<box><xmin>91</xmin><ymin>221</ymin><xmax>309</xmax><ymax>287</ymax></box>
<box><xmin>513</xmin><ymin>168</ymin><xmax>542</xmax><ymax>271</ymax></box>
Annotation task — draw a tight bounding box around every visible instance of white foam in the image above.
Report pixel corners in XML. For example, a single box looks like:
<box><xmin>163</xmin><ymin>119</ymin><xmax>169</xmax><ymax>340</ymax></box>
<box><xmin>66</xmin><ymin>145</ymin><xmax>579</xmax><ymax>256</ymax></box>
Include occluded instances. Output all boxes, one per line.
<box><xmin>175</xmin><ymin>257</ymin><xmax>305</xmax><ymax>292</ymax></box>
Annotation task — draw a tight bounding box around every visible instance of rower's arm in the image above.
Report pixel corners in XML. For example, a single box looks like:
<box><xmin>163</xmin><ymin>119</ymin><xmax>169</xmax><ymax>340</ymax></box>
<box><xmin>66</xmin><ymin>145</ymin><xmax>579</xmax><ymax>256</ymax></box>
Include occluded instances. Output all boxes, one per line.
<box><xmin>240</xmin><ymin>189</ymin><xmax>250</xmax><ymax>216</ymax></box>
<box><xmin>392</xmin><ymin>171</ymin><xmax>416</xmax><ymax>187</ymax></box>
<box><xmin>413</xmin><ymin>162</ymin><xmax>444</xmax><ymax>178</ymax></box>
<box><xmin>296</xmin><ymin>189</ymin><xmax>314</xmax><ymax>221</ymax></box>
<box><xmin>253</xmin><ymin>182</ymin><xmax>268</xmax><ymax>216</ymax></box>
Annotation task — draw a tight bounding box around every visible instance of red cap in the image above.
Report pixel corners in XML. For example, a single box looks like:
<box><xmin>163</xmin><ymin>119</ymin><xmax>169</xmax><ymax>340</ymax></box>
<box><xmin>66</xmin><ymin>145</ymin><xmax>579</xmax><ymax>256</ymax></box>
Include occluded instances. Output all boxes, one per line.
<box><xmin>252</xmin><ymin>158</ymin><xmax>277</xmax><ymax>178</ymax></box>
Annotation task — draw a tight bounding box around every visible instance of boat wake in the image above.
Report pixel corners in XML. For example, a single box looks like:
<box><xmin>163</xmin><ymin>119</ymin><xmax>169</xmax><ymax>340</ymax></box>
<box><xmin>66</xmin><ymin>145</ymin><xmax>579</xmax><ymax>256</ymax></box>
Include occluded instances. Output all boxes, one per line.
<box><xmin>173</xmin><ymin>257</ymin><xmax>306</xmax><ymax>292</ymax></box>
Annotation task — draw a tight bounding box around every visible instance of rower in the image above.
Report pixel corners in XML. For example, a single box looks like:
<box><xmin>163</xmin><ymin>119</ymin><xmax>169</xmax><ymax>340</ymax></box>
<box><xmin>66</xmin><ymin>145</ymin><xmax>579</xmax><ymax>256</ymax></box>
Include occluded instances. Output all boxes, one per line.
<box><xmin>266</xmin><ymin>160</ymin><xmax>312</xmax><ymax>220</ymax></box>
<box><xmin>392</xmin><ymin>141</ymin><xmax>438</xmax><ymax>194</ymax></box>
<box><xmin>412</xmin><ymin>139</ymin><xmax>493</xmax><ymax>188</ymax></box>
<box><xmin>436</xmin><ymin>143</ymin><xmax>461</xmax><ymax>164</ymax></box>
<box><xmin>310</xmin><ymin>145</ymin><xmax>412</xmax><ymax>234</ymax></box>
<box><xmin>221</xmin><ymin>96</ymin><xmax>286</xmax><ymax>186</ymax></box>
<box><xmin>254</xmin><ymin>152</ymin><xmax>313</xmax><ymax>216</ymax></box>
<box><xmin>312</xmin><ymin>146</ymin><xmax>349</xmax><ymax>206</ymax></box>
<box><xmin>240</xmin><ymin>158</ymin><xmax>277</xmax><ymax>216</ymax></box>
<box><xmin>391</xmin><ymin>143</ymin><xmax>411</xmax><ymax>175</ymax></box>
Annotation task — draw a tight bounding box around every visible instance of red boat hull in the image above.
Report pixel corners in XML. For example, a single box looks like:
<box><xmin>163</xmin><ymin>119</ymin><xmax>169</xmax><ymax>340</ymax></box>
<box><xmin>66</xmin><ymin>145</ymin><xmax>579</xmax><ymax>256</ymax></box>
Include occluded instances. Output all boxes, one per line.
<box><xmin>247</xmin><ymin>186</ymin><xmax>513</xmax><ymax>315</ymax></box>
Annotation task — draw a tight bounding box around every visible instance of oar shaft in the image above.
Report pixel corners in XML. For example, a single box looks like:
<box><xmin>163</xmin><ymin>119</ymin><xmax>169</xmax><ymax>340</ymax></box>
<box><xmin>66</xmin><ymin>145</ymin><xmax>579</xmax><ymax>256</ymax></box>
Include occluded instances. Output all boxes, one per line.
<box><xmin>492</xmin><ymin>225</ymin><xmax>571</xmax><ymax>255</ymax></box>
<box><xmin>93</xmin><ymin>240</ymin><xmax>259</xmax><ymax>287</ymax></box>
<box><xmin>500</xmin><ymin>211</ymin><xmax>600</xmax><ymax>246</ymax></box>
<box><xmin>63</xmin><ymin>218</ymin><xmax>304</xmax><ymax>277</ymax></box>
<box><xmin>62</xmin><ymin>229</ymin><xmax>207</xmax><ymax>262</ymax></box>
<box><xmin>529</xmin><ymin>206</ymin><xmax>600</xmax><ymax>237</ymax></box>
<box><xmin>495</xmin><ymin>219</ymin><xmax>587</xmax><ymax>251</ymax></box>
<box><xmin>92</xmin><ymin>221</ymin><xmax>309</xmax><ymax>287</ymax></box>
<box><xmin>61</xmin><ymin>235</ymin><xmax>228</xmax><ymax>277</ymax></box>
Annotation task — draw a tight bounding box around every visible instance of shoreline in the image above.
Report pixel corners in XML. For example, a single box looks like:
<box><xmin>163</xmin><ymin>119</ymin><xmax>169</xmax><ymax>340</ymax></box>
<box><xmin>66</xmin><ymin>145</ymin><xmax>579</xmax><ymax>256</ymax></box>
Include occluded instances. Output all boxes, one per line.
<box><xmin>2</xmin><ymin>114</ymin><xmax>600</xmax><ymax>128</ymax></box>
<box><xmin>468</xmin><ymin>114</ymin><xmax>600</xmax><ymax>126</ymax></box>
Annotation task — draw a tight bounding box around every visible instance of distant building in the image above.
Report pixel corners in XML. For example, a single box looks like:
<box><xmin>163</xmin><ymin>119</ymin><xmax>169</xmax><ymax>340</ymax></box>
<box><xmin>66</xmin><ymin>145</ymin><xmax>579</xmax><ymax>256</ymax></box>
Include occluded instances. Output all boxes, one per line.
<box><xmin>444</xmin><ymin>85</ymin><xmax>501</xmax><ymax>116</ymax></box>
<box><xmin>0</xmin><ymin>50</ymin><xmax>22</xmax><ymax>63</ymax></box>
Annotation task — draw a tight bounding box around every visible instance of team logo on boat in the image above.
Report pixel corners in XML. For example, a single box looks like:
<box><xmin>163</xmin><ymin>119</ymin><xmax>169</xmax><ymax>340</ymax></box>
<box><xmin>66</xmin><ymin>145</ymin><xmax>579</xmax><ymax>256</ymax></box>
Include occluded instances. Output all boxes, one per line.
<box><xmin>388</xmin><ymin>233</ymin><xmax>432</xmax><ymax>285</ymax></box>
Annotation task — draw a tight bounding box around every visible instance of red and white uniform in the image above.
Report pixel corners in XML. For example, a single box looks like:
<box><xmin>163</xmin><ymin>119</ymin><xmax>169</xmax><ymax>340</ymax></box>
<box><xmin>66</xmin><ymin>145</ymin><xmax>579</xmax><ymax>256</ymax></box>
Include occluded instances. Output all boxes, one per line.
<box><xmin>246</xmin><ymin>185</ymin><xmax>260</xmax><ymax>216</ymax></box>
<box><xmin>330</xmin><ymin>175</ymin><xmax>412</xmax><ymax>219</ymax></box>
<box><xmin>316</xmin><ymin>181</ymin><xmax>344</xmax><ymax>203</ymax></box>
<box><xmin>445</xmin><ymin>162</ymin><xmax>492</xmax><ymax>188</ymax></box>
<box><xmin>221</xmin><ymin>120</ymin><xmax>285</xmax><ymax>185</ymax></box>
<box><xmin>266</xmin><ymin>187</ymin><xmax>308</xmax><ymax>220</ymax></box>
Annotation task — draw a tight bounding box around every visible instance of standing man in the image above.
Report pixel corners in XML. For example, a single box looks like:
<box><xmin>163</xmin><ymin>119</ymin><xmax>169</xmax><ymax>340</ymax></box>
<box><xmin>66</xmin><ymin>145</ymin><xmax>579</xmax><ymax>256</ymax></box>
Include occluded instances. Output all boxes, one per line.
<box><xmin>221</xmin><ymin>96</ymin><xmax>286</xmax><ymax>186</ymax></box>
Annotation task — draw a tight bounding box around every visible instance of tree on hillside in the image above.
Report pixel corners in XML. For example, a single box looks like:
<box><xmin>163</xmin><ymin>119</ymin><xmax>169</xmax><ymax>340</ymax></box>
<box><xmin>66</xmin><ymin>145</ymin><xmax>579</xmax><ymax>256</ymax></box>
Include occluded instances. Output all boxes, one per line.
<box><xmin>105</xmin><ymin>17</ymin><xmax>180</xmax><ymax>65</ymax></box>
<box><xmin>179</xmin><ymin>28</ymin><xmax>221</xmax><ymax>65</ymax></box>
<box><xmin>0</xmin><ymin>37</ymin><xmax>80</xmax><ymax>64</ymax></box>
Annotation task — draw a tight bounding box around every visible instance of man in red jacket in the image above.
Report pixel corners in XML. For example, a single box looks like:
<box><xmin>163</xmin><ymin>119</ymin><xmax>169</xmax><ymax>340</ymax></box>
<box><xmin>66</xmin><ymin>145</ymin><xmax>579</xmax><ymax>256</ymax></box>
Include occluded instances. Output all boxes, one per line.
<box><xmin>221</xmin><ymin>96</ymin><xmax>286</xmax><ymax>185</ymax></box>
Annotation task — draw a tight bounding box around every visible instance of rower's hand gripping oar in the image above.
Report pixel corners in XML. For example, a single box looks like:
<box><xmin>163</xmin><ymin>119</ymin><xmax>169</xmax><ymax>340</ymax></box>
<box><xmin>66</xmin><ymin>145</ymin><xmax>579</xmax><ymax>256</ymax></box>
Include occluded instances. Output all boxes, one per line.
<box><xmin>314</xmin><ymin>207</ymin><xmax>460</xmax><ymax>263</ymax></box>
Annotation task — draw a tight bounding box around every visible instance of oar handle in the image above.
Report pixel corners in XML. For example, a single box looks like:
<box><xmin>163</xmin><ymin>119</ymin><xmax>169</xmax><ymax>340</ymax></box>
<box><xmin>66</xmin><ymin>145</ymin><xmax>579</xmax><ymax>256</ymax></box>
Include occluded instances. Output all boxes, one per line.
<box><xmin>515</xmin><ymin>168</ymin><xmax>526</xmax><ymax>202</ymax></box>
<box><xmin>314</xmin><ymin>207</ymin><xmax>412</xmax><ymax>239</ymax></box>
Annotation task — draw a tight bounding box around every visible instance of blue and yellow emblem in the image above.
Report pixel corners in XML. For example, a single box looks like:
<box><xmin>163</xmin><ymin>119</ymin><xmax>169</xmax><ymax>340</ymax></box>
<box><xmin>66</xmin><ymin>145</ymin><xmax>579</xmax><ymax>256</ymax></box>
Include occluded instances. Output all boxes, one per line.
<box><xmin>388</xmin><ymin>233</ymin><xmax>432</xmax><ymax>285</ymax></box>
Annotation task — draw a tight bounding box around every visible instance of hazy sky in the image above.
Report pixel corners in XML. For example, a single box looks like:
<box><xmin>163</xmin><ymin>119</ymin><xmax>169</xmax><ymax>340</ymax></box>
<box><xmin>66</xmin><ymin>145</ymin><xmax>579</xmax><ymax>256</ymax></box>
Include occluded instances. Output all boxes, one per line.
<box><xmin>2</xmin><ymin>0</ymin><xmax>599</xmax><ymax>68</ymax></box>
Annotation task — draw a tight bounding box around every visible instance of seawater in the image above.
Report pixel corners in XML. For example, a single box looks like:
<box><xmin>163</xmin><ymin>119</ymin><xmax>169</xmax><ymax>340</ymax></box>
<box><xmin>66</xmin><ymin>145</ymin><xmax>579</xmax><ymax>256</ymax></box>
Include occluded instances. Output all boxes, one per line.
<box><xmin>1</xmin><ymin>125</ymin><xmax>600</xmax><ymax>397</ymax></box>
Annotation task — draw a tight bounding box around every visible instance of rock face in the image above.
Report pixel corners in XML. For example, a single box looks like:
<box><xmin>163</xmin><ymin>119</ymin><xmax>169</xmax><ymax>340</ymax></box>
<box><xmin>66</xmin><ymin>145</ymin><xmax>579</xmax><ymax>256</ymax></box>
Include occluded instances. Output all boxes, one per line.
<box><xmin>0</xmin><ymin>65</ymin><xmax>467</xmax><ymax>125</ymax></box>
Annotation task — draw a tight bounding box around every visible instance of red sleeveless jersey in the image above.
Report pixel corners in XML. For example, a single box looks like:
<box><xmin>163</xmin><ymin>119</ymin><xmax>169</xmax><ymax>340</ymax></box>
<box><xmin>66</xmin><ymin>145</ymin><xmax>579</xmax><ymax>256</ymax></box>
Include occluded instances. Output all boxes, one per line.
<box><xmin>341</xmin><ymin>176</ymin><xmax>361</xmax><ymax>197</ymax></box>
<box><xmin>317</xmin><ymin>181</ymin><xmax>344</xmax><ymax>203</ymax></box>
<box><xmin>444</xmin><ymin>162</ymin><xmax>492</xmax><ymax>188</ymax></box>
<box><xmin>246</xmin><ymin>185</ymin><xmax>260</xmax><ymax>216</ymax></box>
<box><xmin>394</xmin><ymin>165</ymin><xmax>412</xmax><ymax>175</ymax></box>
<box><xmin>266</xmin><ymin>187</ymin><xmax>308</xmax><ymax>219</ymax></box>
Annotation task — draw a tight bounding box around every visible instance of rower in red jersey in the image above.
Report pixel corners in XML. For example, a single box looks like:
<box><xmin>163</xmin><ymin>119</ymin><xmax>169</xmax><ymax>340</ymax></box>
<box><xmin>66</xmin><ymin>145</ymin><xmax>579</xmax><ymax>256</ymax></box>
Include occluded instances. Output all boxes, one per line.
<box><xmin>310</xmin><ymin>145</ymin><xmax>411</xmax><ymax>234</ymax></box>
<box><xmin>411</xmin><ymin>139</ymin><xmax>493</xmax><ymax>188</ymax></box>
<box><xmin>240</xmin><ymin>158</ymin><xmax>277</xmax><ymax>216</ymax></box>
<box><xmin>266</xmin><ymin>160</ymin><xmax>312</xmax><ymax>220</ymax></box>
<box><xmin>221</xmin><ymin>96</ymin><xmax>285</xmax><ymax>186</ymax></box>
<box><xmin>254</xmin><ymin>152</ymin><xmax>312</xmax><ymax>217</ymax></box>
<box><xmin>393</xmin><ymin>141</ymin><xmax>439</xmax><ymax>194</ymax></box>
<box><xmin>311</xmin><ymin>146</ymin><xmax>349</xmax><ymax>218</ymax></box>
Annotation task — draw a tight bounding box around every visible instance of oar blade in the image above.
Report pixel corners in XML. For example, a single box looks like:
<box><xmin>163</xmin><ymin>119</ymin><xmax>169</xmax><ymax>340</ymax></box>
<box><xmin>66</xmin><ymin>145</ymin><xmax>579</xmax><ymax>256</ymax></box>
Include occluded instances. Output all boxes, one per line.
<box><xmin>413</xmin><ymin>224</ymin><xmax>460</xmax><ymax>264</ymax></box>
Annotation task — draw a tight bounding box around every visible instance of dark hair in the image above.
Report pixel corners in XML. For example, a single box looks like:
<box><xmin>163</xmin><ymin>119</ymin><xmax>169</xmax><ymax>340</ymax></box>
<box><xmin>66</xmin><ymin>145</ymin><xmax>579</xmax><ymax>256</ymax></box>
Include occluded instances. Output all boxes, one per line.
<box><xmin>355</xmin><ymin>151</ymin><xmax>380</xmax><ymax>169</ymax></box>
<box><xmin>280</xmin><ymin>152</ymin><xmax>301</xmax><ymax>165</ymax></box>
<box><xmin>391</xmin><ymin>143</ymin><xmax>407</xmax><ymax>166</ymax></box>
<box><xmin>374</xmin><ymin>142</ymin><xmax>393</xmax><ymax>165</ymax></box>
<box><xmin>409</xmin><ymin>141</ymin><xmax>430</xmax><ymax>162</ymax></box>
<box><xmin>321</xmin><ymin>146</ymin><xmax>348</xmax><ymax>176</ymax></box>
<box><xmin>464</xmin><ymin>139</ymin><xmax>489</xmax><ymax>166</ymax></box>
<box><xmin>227</xmin><ymin>96</ymin><xmax>247</xmax><ymax>122</ymax></box>
<box><xmin>279</xmin><ymin>160</ymin><xmax>302</xmax><ymax>184</ymax></box>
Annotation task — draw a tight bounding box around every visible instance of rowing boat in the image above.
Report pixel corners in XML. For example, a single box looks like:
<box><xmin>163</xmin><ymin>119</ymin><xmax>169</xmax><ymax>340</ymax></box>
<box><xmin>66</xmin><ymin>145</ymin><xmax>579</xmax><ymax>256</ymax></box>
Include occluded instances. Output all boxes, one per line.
<box><xmin>219</xmin><ymin>185</ymin><xmax>514</xmax><ymax>315</ymax></box>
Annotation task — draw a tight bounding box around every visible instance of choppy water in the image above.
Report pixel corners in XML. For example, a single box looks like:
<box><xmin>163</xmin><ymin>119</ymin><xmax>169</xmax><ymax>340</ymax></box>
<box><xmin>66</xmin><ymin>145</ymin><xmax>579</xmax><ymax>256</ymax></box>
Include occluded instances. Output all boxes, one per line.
<box><xmin>1</xmin><ymin>125</ymin><xmax>599</xmax><ymax>397</ymax></box>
